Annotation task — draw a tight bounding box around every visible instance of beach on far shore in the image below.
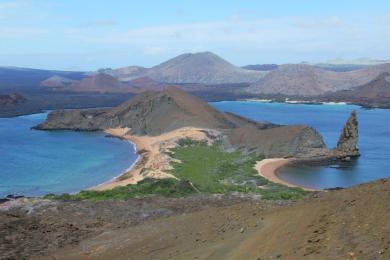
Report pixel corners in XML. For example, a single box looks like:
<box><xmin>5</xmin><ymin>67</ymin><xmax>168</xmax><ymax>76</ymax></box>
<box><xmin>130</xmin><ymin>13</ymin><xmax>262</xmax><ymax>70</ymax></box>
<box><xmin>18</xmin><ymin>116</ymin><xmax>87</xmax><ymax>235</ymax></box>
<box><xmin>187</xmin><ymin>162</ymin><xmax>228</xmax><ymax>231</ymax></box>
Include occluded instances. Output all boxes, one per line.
<box><xmin>255</xmin><ymin>158</ymin><xmax>319</xmax><ymax>191</ymax></box>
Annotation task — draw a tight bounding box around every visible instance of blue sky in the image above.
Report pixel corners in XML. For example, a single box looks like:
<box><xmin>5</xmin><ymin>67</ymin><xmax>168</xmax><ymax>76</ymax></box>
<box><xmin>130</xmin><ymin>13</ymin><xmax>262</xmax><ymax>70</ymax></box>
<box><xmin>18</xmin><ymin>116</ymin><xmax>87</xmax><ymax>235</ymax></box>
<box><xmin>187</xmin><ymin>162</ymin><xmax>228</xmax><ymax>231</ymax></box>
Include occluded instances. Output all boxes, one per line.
<box><xmin>1</xmin><ymin>0</ymin><xmax>390</xmax><ymax>70</ymax></box>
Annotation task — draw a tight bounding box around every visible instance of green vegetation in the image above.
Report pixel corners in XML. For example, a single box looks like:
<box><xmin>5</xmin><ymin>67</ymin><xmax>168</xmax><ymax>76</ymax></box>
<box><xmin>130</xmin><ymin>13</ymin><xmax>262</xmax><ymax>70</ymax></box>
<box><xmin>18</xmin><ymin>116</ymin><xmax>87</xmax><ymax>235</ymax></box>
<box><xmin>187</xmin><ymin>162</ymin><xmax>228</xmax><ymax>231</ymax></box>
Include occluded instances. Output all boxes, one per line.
<box><xmin>45</xmin><ymin>138</ymin><xmax>307</xmax><ymax>201</ymax></box>
<box><xmin>168</xmin><ymin>140</ymin><xmax>307</xmax><ymax>199</ymax></box>
<box><xmin>44</xmin><ymin>178</ymin><xmax>196</xmax><ymax>201</ymax></box>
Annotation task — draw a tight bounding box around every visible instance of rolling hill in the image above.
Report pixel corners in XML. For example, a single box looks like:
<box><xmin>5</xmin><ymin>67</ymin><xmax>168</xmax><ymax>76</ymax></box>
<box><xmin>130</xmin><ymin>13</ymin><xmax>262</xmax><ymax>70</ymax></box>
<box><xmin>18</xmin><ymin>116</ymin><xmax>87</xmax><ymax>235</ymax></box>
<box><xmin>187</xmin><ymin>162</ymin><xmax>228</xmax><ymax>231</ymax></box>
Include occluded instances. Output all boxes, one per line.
<box><xmin>247</xmin><ymin>63</ymin><xmax>390</xmax><ymax>96</ymax></box>
<box><xmin>0</xmin><ymin>67</ymin><xmax>85</xmax><ymax>91</ymax></box>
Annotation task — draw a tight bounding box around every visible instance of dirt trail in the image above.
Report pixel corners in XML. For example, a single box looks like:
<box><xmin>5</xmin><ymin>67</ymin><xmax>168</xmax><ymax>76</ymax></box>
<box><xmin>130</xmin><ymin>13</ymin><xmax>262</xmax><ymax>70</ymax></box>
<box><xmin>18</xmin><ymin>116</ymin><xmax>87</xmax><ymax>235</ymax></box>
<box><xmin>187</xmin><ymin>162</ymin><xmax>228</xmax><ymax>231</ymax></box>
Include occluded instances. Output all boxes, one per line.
<box><xmin>43</xmin><ymin>179</ymin><xmax>390</xmax><ymax>260</ymax></box>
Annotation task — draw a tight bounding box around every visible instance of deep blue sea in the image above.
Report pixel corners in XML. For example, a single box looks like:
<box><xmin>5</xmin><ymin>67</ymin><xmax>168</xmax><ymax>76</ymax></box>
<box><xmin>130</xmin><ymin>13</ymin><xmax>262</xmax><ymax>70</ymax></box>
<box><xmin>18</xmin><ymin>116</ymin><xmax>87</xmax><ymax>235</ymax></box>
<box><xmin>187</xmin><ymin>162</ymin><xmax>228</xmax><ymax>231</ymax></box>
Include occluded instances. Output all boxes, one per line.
<box><xmin>212</xmin><ymin>101</ymin><xmax>390</xmax><ymax>189</ymax></box>
<box><xmin>0</xmin><ymin>112</ymin><xmax>137</xmax><ymax>197</ymax></box>
<box><xmin>1</xmin><ymin>103</ymin><xmax>389</xmax><ymax>195</ymax></box>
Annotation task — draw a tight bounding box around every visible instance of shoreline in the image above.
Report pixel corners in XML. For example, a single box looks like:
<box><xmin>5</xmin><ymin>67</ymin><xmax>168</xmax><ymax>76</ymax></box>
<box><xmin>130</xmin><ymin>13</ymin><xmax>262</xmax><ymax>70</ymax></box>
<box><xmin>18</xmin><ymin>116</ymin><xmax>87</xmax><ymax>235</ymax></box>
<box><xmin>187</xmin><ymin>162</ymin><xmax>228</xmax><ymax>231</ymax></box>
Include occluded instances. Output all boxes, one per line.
<box><xmin>255</xmin><ymin>158</ymin><xmax>320</xmax><ymax>192</ymax></box>
<box><xmin>94</xmin><ymin>127</ymin><xmax>214</xmax><ymax>191</ymax></box>
<box><xmin>93</xmin><ymin>139</ymin><xmax>141</xmax><ymax>189</ymax></box>
<box><xmin>93</xmin><ymin>128</ymin><xmax>147</xmax><ymax>190</ymax></box>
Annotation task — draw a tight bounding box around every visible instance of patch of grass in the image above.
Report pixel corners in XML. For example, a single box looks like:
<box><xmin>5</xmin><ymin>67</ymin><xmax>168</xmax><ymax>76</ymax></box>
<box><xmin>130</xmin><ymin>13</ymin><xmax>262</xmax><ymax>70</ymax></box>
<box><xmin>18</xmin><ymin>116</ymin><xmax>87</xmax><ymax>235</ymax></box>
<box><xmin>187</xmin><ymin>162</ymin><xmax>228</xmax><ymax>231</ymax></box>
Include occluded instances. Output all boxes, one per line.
<box><xmin>168</xmin><ymin>140</ymin><xmax>308</xmax><ymax>200</ymax></box>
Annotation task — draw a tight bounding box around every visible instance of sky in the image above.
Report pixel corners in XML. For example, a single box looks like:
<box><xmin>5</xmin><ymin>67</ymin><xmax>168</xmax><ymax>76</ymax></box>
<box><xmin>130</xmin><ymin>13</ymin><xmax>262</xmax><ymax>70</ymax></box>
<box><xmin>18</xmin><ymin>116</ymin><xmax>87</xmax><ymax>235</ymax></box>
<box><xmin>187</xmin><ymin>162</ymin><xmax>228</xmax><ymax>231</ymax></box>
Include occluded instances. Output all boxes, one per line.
<box><xmin>1</xmin><ymin>0</ymin><xmax>390</xmax><ymax>71</ymax></box>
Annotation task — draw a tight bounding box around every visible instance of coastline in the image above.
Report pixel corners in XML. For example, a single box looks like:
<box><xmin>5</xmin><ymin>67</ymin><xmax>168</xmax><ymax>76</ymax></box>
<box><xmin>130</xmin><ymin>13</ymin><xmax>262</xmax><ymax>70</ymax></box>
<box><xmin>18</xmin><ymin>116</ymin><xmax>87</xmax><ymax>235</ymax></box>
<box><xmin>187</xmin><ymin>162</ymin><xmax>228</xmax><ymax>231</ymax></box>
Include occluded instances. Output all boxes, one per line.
<box><xmin>255</xmin><ymin>158</ymin><xmax>320</xmax><ymax>192</ymax></box>
<box><xmin>93</xmin><ymin>128</ymin><xmax>147</xmax><ymax>191</ymax></box>
<box><xmin>93</xmin><ymin>139</ymin><xmax>141</xmax><ymax>189</ymax></box>
<box><xmin>94</xmin><ymin>127</ymin><xmax>214</xmax><ymax>191</ymax></box>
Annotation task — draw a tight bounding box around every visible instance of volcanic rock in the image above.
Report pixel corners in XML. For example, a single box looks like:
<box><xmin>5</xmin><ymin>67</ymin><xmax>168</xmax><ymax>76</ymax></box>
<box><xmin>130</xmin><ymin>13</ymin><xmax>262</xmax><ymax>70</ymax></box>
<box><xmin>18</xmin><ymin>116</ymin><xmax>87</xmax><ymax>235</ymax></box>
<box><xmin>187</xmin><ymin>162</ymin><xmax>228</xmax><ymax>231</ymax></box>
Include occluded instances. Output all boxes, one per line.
<box><xmin>35</xmin><ymin>87</ymin><xmax>330</xmax><ymax>158</ymax></box>
<box><xmin>334</xmin><ymin>110</ymin><xmax>360</xmax><ymax>158</ymax></box>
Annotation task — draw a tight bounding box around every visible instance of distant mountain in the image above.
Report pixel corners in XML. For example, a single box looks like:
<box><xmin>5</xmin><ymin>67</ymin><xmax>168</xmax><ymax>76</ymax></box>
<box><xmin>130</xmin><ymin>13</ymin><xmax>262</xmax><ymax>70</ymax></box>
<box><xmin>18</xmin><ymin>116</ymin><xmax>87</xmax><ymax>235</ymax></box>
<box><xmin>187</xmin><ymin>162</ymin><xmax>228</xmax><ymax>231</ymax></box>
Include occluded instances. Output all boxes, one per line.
<box><xmin>40</xmin><ymin>75</ymin><xmax>77</xmax><ymax>90</ymax></box>
<box><xmin>0</xmin><ymin>67</ymin><xmax>85</xmax><ymax>90</ymax></box>
<box><xmin>241</xmin><ymin>64</ymin><xmax>279</xmax><ymax>71</ymax></box>
<box><xmin>323</xmin><ymin>72</ymin><xmax>390</xmax><ymax>107</ymax></box>
<box><xmin>0</xmin><ymin>93</ymin><xmax>26</xmax><ymax>106</ymax></box>
<box><xmin>315</xmin><ymin>64</ymin><xmax>370</xmax><ymax>72</ymax></box>
<box><xmin>144</xmin><ymin>52</ymin><xmax>266</xmax><ymax>84</ymax></box>
<box><xmin>125</xmin><ymin>76</ymin><xmax>165</xmax><ymax>92</ymax></box>
<box><xmin>323</xmin><ymin>58</ymin><xmax>390</xmax><ymax>66</ymax></box>
<box><xmin>65</xmin><ymin>74</ymin><xmax>172</xmax><ymax>93</ymax></box>
<box><xmin>68</xmin><ymin>73</ymin><xmax>125</xmax><ymax>93</ymax></box>
<box><xmin>247</xmin><ymin>63</ymin><xmax>390</xmax><ymax>96</ymax></box>
<box><xmin>106</xmin><ymin>52</ymin><xmax>266</xmax><ymax>85</ymax></box>
<box><xmin>101</xmin><ymin>66</ymin><xmax>148</xmax><ymax>81</ymax></box>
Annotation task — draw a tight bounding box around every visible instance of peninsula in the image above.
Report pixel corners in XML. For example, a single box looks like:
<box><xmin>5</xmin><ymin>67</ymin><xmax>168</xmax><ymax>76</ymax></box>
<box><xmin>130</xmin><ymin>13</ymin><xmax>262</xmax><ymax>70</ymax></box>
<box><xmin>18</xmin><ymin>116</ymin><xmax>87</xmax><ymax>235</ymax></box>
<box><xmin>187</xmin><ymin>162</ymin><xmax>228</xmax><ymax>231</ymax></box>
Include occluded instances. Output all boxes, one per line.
<box><xmin>36</xmin><ymin>87</ymin><xmax>358</xmax><ymax>190</ymax></box>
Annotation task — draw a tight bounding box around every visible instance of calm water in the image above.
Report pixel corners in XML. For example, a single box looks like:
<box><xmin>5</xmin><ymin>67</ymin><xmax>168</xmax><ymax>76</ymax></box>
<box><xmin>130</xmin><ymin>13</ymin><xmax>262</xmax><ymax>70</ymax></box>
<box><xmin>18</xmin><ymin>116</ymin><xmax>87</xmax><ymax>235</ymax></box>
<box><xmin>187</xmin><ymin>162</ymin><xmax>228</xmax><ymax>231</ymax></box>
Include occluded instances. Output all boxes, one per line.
<box><xmin>212</xmin><ymin>101</ymin><xmax>390</xmax><ymax>189</ymax></box>
<box><xmin>1</xmin><ymin>103</ymin><xmax>389</xmax><ymax>195</ymax></box>
<box><xmin>0</xmin><ymin>112</ymin><xmax>137</xmax><ymax>197</ymax></box>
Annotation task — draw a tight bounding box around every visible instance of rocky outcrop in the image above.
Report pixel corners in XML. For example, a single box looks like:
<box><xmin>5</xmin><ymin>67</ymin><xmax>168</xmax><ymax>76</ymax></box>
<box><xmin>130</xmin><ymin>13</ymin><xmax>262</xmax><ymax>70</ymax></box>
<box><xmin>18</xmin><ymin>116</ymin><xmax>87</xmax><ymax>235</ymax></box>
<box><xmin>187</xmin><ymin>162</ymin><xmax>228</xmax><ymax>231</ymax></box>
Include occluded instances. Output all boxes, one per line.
<box><xmin>226</xmin><ymin>123</ymin><xmax>329</xmax><ymax>158</ymax></box>
<box><xmin>334</xmin><ymin>111</ymin><xmax>360</xmax><ymax>159</ymax></box>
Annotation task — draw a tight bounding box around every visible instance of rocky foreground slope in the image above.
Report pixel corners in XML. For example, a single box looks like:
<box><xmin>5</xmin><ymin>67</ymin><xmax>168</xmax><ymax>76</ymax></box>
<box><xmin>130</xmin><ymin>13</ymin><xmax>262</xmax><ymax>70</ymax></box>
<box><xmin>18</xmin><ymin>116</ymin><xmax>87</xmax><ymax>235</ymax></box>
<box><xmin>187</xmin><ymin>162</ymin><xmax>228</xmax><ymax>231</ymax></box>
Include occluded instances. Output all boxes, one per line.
<box><xmin>35</xmin><ymin>87</ymin><xmax>358</xmax><ymax>159</ymax></box>
<box><xmin>1</xmin><ymin>178</ymin><xmax>389</xmax><ymax>259</ymax></box>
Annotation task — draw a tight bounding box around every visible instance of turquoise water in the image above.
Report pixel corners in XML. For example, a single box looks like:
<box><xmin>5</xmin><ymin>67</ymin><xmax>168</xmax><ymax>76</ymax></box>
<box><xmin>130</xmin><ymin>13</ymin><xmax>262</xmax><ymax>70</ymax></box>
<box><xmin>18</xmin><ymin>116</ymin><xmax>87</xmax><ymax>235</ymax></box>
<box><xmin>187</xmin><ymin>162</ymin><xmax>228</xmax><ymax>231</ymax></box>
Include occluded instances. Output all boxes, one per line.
<box><xmin>0</xmin><ymin>112</ymin><xmax>137</xmax><ymax>197</ymax></box>
<box><xmin>212</xmin><ymin>101</ymin><xmax>390</xmax><ymax>189</ymax></box>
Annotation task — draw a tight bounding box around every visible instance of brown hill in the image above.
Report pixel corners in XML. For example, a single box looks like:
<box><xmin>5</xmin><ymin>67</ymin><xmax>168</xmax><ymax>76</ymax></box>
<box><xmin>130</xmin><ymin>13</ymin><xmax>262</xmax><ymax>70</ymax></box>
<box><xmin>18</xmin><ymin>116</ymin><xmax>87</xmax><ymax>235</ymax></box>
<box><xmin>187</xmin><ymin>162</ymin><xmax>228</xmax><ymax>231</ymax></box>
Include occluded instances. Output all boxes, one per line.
<box><xmin>107</xmin><ymin>52</ymin><xmax>266</xmax><ymax>85</ymax></box>
<box><xmin>248</xmin><ymin>63</ymin><xmax>390</xmax><ymax>96</ymax></box>
<box><xmin>145</xmin><ymin>52</ymin><xmax>266</xmax><ymax>84</ymax></box>
<box><xmin>68</xmin><ymin>73</ymin><xmax>125</xmax><ymax>93</ymax></box>
<box><xmin>36</xmin><ymin>87</ymin><xmax>252</xmax><ymax>135</ymax></box>
<box><xmin>35</xmin><ymin>87</ymin><xmax>358</xmax><ymax>158</ymax></box>
<box><xmin>321</xmin><ymin>72</ymin><xmax>390</xmax><ymax>107</ymax></box>
<box><xmin>125</xmin><ymin>76</ymin><xmax>165</xmax><ymax>92</ymax></box>
<box><xmin>0</xmin><ymin>93</ymin><xmax>26</xmax><ymax>106</ymax></box>
<box><xmin>40</xmin><ymin>75</ymin><xmax>76</xmax><ymax>90</ymax></box>
<box><xmin>336</xmin><ymin>72</ymin><xmax>390</xmax><ymax>99</ymax></box>
<box><xmin>102</xmin><ymin>66</ymin><xmax>148</xmax><ymax>81</ymax></box>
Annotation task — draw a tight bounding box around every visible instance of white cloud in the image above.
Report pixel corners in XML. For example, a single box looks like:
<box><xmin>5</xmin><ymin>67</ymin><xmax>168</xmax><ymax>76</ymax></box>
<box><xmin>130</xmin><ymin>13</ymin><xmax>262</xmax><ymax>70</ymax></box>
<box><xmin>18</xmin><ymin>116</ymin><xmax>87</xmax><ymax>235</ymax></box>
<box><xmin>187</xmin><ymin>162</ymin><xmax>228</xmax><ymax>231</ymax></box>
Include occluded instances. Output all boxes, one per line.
<box><xmin>67</xmin><ymin>16</ymin><xmax>355</xmax><ymax>52</ymax></box>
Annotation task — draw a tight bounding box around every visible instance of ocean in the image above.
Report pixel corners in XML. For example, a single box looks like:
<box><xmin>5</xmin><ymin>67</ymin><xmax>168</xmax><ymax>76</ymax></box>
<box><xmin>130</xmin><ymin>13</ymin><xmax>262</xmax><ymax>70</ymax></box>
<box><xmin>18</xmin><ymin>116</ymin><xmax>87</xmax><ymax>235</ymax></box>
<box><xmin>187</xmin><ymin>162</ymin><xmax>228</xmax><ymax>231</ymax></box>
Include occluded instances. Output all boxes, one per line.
<box><xmin>0</xmin><ymin>112</ymin><xmax>137</xmax><ymax>197</ymax></box>
<box><xmin>212</xmin><ymin>101</ymin><xmax>390</xmax><ymax>189</ymax></box>
<box><xmin>1</xmin><ymin>102</ymin><xmax>389</xmax><ymax>196</ymax></box>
